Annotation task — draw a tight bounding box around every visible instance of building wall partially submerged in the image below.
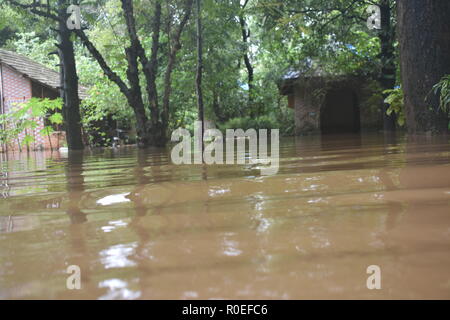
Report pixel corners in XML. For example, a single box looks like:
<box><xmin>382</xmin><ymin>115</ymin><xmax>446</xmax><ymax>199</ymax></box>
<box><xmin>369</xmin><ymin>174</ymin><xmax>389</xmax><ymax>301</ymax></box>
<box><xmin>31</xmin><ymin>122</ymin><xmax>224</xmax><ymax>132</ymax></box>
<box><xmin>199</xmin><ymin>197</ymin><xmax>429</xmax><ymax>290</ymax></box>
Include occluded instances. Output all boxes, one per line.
<box><xmin>283</xmin><ymin>76</ymin><xmax>383</xmax><ymax>135</ymax></box>
<box><xmin>1</xmin><ymin>63</ymin><xmax>62</xmax><ymax>152</ymax></box>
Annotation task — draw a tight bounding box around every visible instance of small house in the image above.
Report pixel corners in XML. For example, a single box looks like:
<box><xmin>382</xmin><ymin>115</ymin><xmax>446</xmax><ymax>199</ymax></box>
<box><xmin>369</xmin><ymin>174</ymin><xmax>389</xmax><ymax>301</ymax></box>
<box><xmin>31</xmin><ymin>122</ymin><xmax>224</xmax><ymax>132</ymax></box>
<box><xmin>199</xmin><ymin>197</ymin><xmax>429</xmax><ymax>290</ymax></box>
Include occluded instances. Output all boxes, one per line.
<box><xmin>279</xmin><ymin>69</ymin><xmax>383</xmax><ymax>135</ymax></box>
<box><xmin>0</xmin><ymin>49</ymin><xmax>86</xmax><ymax>151</ymax></box>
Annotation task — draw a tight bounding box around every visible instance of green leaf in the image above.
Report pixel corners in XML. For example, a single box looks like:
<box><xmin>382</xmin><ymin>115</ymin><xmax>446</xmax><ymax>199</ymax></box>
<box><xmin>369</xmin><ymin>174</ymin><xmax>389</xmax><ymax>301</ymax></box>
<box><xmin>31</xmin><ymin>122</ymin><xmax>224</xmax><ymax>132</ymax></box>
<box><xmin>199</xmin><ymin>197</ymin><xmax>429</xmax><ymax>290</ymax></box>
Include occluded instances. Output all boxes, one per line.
<box><xmin>41</xmin><ymin>126</ymin><xmax>55</xmax><ymax>136</ymax></box>
<box><xmin>49</xmin><ymin>113</ymin><xmax>64</xmax><ymax>125</ymax></box>
<box><xmin>22</xmin><ymin>134</ymin><xmax>35</xmax><ymax>146</ymax></box>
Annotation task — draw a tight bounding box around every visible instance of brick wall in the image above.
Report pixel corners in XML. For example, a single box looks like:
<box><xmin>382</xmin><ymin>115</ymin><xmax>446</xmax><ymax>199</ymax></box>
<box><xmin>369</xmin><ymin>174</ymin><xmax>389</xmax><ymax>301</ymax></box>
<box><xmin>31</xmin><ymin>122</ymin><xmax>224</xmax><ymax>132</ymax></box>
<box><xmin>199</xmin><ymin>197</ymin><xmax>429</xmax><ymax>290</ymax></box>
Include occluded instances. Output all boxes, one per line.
<box><xmin>1</xmin><ymin>63</ymin><xmax>47</xmax><ymax>151</ymax></box>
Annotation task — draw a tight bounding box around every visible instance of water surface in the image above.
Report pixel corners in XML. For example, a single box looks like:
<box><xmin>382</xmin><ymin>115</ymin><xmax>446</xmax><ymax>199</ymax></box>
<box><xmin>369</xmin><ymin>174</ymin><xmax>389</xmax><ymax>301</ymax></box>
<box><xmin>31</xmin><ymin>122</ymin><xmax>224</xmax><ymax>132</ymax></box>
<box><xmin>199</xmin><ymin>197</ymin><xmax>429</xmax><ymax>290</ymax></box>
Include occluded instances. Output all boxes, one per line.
<box><xmin>1</xmin><ymin>133</ymin><xmax>450</xmax><ymax>299</ymax></box>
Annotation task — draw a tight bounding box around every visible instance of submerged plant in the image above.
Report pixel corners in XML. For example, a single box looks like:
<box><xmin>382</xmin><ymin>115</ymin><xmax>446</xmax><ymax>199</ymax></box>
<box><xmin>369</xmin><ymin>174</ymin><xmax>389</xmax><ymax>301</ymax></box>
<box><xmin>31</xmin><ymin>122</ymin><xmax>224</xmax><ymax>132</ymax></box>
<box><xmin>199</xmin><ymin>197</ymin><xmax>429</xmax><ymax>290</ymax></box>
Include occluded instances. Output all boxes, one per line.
<box><xmin>0</xmin><ymin>98</ymin><xmax>63</xmax><ymax>151</ymax></box>
<box><xmin>384</xmin><ymin>87</ymin><xmax>405</xmax><ymax>127</ymax></box>
<box><xmin>432</xmin><ymin>75</ymin><xmax>450</xmax><ymax>113</ymax></box>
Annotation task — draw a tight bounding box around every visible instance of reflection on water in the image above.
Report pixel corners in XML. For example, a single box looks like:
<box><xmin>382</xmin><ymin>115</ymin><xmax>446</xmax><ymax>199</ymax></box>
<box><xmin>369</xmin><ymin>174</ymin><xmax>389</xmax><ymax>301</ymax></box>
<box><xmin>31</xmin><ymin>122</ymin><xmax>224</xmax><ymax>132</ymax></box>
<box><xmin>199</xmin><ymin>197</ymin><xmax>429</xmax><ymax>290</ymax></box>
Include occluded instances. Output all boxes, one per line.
<box><xmin>0</xmin><ymin>133</ymin><xmax>450</xmax><ymax>299</ymax></box>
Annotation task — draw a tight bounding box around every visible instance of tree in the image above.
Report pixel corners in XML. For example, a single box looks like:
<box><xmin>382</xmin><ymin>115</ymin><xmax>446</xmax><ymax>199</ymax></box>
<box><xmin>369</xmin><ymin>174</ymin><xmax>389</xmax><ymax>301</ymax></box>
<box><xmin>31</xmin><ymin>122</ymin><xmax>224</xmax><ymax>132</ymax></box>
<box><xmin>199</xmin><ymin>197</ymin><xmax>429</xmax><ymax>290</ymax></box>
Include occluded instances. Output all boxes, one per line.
<box><xmin>378</xmin><ymin>0</ymin><xmax>397</xmax><ymax>131</ymax></box>
<box><xmin>195</xmin><ymin>0</ymin><xmax>204</xmax><ymax>143</ymax></box>
<box><xmin>57</xmin><ymin>0</ymin><xmax>84</xmax><ymax>150</ymax></box>
<box><xmin>255</xmin><ymin>0</ymin><xmax>398</xmax><ymax>131</ymax></box>
<box><xmin>75</xmin><ymin>0</ymin><xmax>193</xmax><ymax>147</ymax></box>
<box><xmin>188</xmin><ymin>0</ymin><xmax>246</xmax><ymax>124</ymax></box>
<box><xmin>162</xmin><ymin>0</ymin><xmax>194</xmax><ymax>142</ymax></box>
<box><xmin>397</xmin><ymin>0</ymin><xmax>450</xmax><ymax>134</ymax></box>
<box><xmin>239</xmin><ymin>0</ymin><xmax>254</xmax><ymax>115</ymax></box>
<box><xmin>5</xmin><ymin>0</ymin><xmax>84</xmax><ymax>150</ymax></box>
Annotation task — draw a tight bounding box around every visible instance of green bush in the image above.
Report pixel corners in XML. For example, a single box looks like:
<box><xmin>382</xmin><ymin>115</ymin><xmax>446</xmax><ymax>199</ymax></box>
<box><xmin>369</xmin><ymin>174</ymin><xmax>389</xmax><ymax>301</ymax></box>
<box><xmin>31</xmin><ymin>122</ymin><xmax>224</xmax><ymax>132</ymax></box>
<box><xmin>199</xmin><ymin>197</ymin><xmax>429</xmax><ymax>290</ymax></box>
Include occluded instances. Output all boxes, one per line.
<box><xmin>219</xmin><ymin>116</ymin><xmax>278</xmax><ymax>132</ymax></box>
<box><xmin>384</xmin><ymin>87</ymin><xmax>405</xmax><ymax>126</ymax></box>
<box><xmin>218</xmin><ymin>111</ymin><xmax>295</xmax><ymax>136</ymax></box>
<box><xmin>432</xmin><ymin>75</ymin><xmax>450</xmax><ymax>113</ymax></box>
<box><xmin>0</xmin><ymin>98</ymin><xmax>62</xmax><ymax>150</ymax></box>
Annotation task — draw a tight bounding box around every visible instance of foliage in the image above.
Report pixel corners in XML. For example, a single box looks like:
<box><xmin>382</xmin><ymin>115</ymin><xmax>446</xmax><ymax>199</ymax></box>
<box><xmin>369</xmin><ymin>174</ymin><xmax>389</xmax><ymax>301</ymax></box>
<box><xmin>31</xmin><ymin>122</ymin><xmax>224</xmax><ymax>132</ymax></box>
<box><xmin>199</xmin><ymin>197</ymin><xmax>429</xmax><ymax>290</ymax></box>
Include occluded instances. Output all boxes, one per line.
<box><xmin>0</xmin><ymin>98</ymin><xmax>63</xmax><ymax>150</ymax></box>
<box><xmin>0</xmin><ymin>2</ymin><xmax>51</xmax><ymax>47</ymax></box>
<box><xmin>384</xmin><ymin>88</ymin><xmax>405</xmax><ymax>126</ymax></box>
<box><xmin>8</xmin><ymin>32</ymin><xmax>59</xmax><ymax>69</ymax></box>
<box><xmin>1</xmin><ymin>0</ymin><xmax>404</xmax><ymax>147</ymax></box>
<box><xmin>432</xmin><ymin>75</ymin><xmax>450</xmax><ymax>114</ymax></box>
<box><xmin>253</xmin><ymin>0</ymin><xmax>386</xmax><ymax>77</ymax></box>
<box><xmin>220</xmin><ymin>116</ymin><xmax>274</xmax><ymax>131</ymax></box>
<box><xmin>360</xmin><ymin>80</ymin><xmax>384</xmax><ymax>116</ymax></box>
<box><xmin>218</xmin><ymin>113</ymin><xmax>294</xmax><ymax>135</ymax></box>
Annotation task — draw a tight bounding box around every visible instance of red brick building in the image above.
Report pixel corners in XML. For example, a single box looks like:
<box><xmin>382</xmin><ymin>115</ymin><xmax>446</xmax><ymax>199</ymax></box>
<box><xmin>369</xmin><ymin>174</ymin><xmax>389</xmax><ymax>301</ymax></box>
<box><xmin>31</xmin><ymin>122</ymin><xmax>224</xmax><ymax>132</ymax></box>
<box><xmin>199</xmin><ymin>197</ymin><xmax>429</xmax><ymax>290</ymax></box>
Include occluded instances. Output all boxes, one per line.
<box><xmin>0</xmin><ymin>49</ymin><xmax>86</xmax><ymax>151</ymax></box>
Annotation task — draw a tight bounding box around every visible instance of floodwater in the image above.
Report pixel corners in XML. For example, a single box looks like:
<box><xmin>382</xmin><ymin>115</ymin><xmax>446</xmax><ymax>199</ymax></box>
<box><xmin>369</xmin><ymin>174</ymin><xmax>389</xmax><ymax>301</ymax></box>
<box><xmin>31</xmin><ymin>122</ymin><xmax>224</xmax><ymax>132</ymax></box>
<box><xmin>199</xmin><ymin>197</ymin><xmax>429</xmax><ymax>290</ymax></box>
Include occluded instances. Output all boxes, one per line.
<box><xmin>1</xmin><ymin>133</ymin><xmax>450</xmax><ymax>300</ymax></box>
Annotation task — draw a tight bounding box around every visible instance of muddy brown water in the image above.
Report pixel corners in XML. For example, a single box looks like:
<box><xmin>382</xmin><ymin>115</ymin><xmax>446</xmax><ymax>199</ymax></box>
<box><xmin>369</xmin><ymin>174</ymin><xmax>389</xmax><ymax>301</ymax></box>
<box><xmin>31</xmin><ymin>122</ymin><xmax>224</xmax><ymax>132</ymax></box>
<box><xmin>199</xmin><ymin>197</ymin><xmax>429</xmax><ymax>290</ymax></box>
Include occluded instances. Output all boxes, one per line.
<box><xmin>1</xmin><ymin>133</ymin><xmax>450</xmax><ymax>299</ymax></box>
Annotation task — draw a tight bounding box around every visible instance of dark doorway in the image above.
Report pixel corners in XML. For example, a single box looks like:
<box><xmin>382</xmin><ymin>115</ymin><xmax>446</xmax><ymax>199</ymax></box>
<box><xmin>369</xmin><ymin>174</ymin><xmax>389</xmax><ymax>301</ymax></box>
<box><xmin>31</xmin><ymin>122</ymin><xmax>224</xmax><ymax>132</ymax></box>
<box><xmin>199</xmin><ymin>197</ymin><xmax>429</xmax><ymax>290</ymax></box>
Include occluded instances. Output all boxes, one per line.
<box><xmin>320</xmin><ymin>88</ymin><xmax>360</xmax><ymax>134</ymax></box>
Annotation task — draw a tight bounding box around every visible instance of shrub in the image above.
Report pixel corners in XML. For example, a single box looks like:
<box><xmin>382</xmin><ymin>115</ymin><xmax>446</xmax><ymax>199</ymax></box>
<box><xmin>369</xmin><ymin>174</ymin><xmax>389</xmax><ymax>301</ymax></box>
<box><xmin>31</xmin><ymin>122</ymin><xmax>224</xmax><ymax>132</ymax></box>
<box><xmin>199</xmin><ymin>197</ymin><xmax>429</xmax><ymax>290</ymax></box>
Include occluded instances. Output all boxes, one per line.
<box><xmin>384</xmin><ymin>87</ymin><xmax>405</xmax><ymax>126</ymax></box>
<box><xmin>219</xmin><ymin>116</ymin><xmax>279</xmax><ymax>132</ymax></box>
<box><xmin>432</xmin><ymin>75</ymin><xmax>450</xmax><ymax>113</ymax></box>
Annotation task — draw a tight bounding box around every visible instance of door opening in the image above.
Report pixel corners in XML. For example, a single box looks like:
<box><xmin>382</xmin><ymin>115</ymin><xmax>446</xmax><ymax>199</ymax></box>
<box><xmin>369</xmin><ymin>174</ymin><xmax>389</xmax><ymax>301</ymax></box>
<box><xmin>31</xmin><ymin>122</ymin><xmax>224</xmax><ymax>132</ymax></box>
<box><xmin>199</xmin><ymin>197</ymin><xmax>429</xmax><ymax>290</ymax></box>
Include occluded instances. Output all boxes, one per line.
<box><xmin>320</xmin><ymin>88</ymin><xmax>360</xmax><ymax>134</ymax></box>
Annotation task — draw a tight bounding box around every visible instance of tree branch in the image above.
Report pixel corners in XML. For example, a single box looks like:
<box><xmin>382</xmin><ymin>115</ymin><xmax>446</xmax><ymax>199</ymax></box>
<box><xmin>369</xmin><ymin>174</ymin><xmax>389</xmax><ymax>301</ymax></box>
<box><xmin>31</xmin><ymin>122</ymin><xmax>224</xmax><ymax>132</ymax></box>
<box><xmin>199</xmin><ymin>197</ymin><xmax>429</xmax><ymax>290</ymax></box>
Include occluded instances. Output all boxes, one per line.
<box><xmin>318</xmin><ymin>0</ymin><xmax>361</xmax><ymax>33</ymax></box>
<box><xmin>73</xmin><ymin>29</ymin><xmax>130</xmax><ymax>98</ymax></box>
<box><xmin>162</xmin><ymin>0</ymin><xmax>194</xmax><ymax>124</ymax></box>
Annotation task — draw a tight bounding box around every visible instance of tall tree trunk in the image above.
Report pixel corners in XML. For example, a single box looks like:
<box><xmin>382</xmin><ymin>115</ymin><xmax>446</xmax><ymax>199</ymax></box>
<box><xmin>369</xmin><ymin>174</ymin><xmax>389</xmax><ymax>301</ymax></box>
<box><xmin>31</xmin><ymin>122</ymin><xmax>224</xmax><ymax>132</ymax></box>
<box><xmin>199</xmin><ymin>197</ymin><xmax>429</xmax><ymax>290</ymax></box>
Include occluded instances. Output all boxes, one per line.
<box><xmin>74</xmin><ymin>29</ymin><xmax>151</xmax><ymax>148</ymax></box>
<box><xmin>138</xmin><ymin>0</ymin><xmax>162</xmax><ymax>147</ymax></box>
<box><xmin>162</xmin><ymin>0</ymin><xmax>194</xmax><ymax>142</ymax></box>
<box><xmin>121</xmin><ymin>0</ymin><xmax>154</xmax><ymax>147</ymax></box>
<box><xmin>239</xmin><ymin>0</ymin><xmax>254</xmax><ymax>116</ymax></box>
<box><xmin>57</xmin><ymin>0</ymin><xmax>83</xmax><ymax>150</ymax></box>
<box><xmin>5</xmin><ymin>0</ymin><xmax>84</xmax><ymax>150</ymax></box>
<box><xmin>76</xmin><ymin>0</ymin><xmax>152</xmax><ymax>148</ymax></box>
<box><xmin>121</xmin><ymin>0</ymin><xmax>151</xmax><ymax>147</ymax></box>
<box><xmin>379</xmin><ymin>0</ymin><xmax>397</xmax><ymax>131</ymax></box>
<box><xmin>125</xmin><ymin>55</ymin><xmax>149</xmax><ymax>148</ymax></box>
<box><xmin>397</xmin><ymin>0</ymin><xmax>450</xmax><ymax>134</ymax></box>
<box><xmin>196</xmin><ymin>0</ymin><xmax>205</xmax><ymax>143</ymax></box>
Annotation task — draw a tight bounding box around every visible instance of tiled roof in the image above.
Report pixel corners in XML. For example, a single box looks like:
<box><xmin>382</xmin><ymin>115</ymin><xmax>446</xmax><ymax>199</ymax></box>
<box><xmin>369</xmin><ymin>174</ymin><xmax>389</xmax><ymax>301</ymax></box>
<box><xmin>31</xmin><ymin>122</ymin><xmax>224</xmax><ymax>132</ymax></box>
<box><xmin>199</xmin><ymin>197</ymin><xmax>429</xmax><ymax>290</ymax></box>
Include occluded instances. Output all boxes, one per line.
<box><xmin>0</xmin><ymin>48</ymin><xmax>88</xmax><ymax>99</ymax></box>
